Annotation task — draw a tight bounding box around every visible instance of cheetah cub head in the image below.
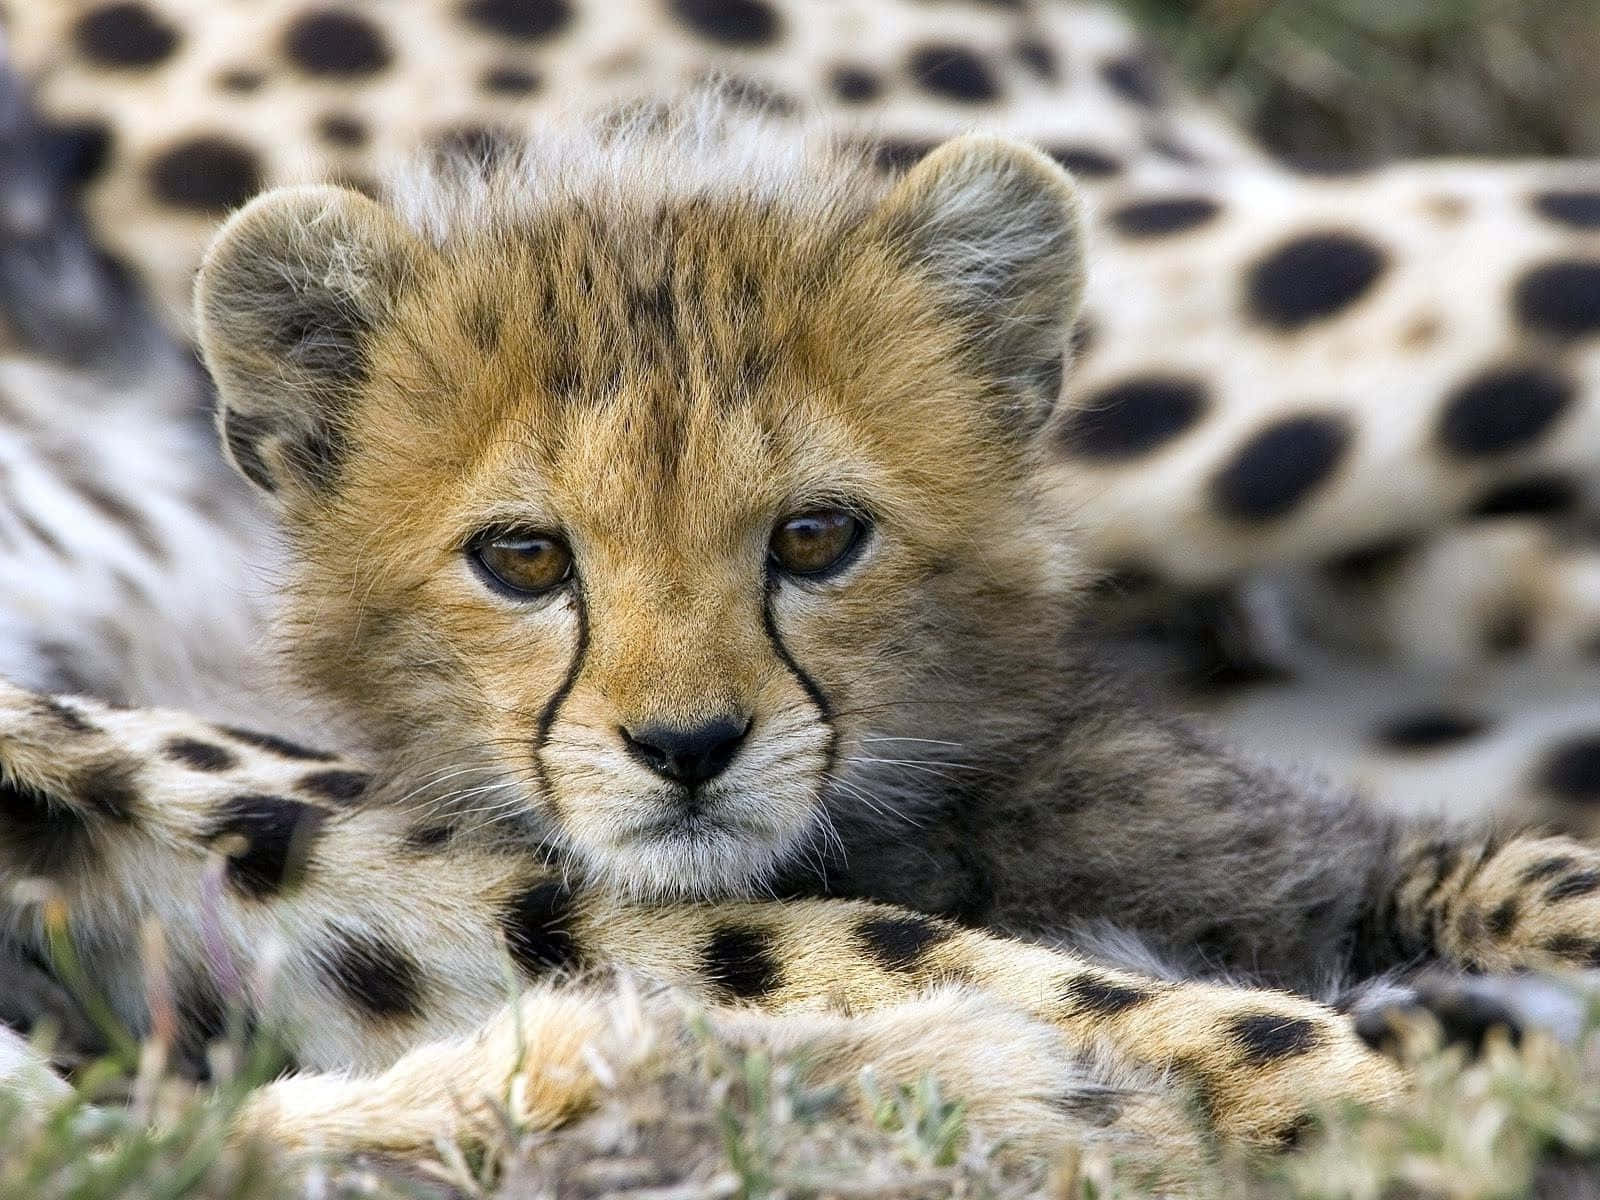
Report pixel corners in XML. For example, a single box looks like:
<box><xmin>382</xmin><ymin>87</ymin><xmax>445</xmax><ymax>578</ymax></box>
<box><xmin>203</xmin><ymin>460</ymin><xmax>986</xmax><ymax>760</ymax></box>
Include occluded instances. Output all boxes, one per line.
<box><xmin>195</xmin><ymin>115</ymin><xmax>1085</xmax><ymax>899</ymax></box>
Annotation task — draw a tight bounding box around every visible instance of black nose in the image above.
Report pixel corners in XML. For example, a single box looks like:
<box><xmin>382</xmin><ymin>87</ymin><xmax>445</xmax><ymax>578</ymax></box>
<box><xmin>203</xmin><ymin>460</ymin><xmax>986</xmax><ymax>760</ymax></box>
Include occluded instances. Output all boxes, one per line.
<box><xmin>621</xmin><ymin>717</ymin><xmax>750</xmax><ymax>786</ymax></box>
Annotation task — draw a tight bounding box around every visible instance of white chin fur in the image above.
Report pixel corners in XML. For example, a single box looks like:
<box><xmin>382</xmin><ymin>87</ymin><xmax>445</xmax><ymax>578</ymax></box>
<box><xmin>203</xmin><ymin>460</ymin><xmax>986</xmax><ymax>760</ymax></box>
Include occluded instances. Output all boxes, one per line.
<box><xmin>575</xmin><ymin>819</ymin><xmax>809</xmax><ymax>901</ymax></box>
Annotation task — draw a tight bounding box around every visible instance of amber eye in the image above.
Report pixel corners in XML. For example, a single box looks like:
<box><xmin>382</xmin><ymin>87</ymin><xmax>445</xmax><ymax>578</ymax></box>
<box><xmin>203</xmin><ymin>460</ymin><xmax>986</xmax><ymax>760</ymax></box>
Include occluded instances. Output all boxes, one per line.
<box><xmin>470</xmin><ymin>532</ymin><xmax>574</xmax><ymax>598</ymax></box>
<box><xmin>769</xmin><ymin>509</ymin><xmax>867</xmax><ymax>579</ymax></box>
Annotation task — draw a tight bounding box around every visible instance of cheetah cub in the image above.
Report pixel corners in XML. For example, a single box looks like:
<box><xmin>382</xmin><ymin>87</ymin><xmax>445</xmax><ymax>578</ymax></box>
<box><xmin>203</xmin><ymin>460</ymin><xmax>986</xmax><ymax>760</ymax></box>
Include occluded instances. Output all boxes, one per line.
<box><xmin>3</xmin><ymin>106</ymin><xmax>1598</xmax><ymax>1165</ymax></box>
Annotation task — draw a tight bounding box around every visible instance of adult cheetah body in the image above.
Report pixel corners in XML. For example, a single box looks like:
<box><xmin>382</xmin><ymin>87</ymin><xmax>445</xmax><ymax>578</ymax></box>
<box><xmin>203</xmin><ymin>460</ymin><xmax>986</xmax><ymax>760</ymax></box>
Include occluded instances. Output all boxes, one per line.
<box><xmin>0</xmin><ymin>0</ymin><xmax>1596</xmax><ymax>1175</ymax></box>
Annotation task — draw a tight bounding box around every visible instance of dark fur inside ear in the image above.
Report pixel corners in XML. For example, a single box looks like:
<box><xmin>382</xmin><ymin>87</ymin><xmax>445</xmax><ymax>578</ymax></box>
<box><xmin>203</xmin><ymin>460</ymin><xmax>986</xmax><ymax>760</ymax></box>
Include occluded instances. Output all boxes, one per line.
<box><xmin>195</xmin><ymin>185</ymin><xmax>416</xmax><ymax>500</ymax></box>
<box><xmin>870</xmin><ymin>136</ymin><xmax>1085</xmax><ymax>433</ymax></box>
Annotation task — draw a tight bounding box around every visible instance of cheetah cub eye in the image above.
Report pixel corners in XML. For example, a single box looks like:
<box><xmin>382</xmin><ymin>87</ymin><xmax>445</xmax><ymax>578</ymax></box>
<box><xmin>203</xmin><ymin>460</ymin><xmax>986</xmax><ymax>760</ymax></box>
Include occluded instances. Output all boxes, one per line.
<box><xmin>469</xmin><ymin>531</ymin><xmax>575</xmax><ymax>599</ymax></box>
<box><xmin>768</xmin><ymin>509</ymin><xmax>869</xmax><ymax>580</ymax></box>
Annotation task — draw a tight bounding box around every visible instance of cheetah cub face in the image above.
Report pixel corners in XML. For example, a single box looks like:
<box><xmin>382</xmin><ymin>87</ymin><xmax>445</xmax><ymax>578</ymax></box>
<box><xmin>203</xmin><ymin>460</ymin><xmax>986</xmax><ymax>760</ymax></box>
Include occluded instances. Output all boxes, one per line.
<box><xmin>195</xmin><ymin>120</ymin><xmax>1085</xmax><ymax>898</ymax></box>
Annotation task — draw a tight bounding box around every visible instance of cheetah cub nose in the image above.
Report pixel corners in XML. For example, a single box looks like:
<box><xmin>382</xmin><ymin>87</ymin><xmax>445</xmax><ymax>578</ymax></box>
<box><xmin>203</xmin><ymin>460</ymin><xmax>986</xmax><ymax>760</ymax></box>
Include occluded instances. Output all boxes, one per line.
<box><xmin>620</xmin><ymin>717</ymin><xmax>751</xmax><ymax>786</ymax></box>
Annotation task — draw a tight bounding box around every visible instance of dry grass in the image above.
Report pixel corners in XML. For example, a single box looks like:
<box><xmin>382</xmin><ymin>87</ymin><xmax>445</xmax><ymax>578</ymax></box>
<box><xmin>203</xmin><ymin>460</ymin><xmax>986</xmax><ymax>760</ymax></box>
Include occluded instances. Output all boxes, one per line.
<box><xmin>6</xmin><ymin>987</ymin><xmax>1600</xmax><ymax>1199</ymax></box>
<box><xmin>1117</xmin><ymin>0</ymin><xmax>1600</xmax><ymax>164</ymax></box>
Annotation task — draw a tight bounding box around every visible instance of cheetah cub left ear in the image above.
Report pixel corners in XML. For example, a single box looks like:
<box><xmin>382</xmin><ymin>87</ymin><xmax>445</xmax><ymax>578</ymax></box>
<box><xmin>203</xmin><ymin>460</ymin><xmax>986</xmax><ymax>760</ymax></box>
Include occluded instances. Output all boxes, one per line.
<box><xmin>865</xmin><ymin>134</ymin><xmax>1086</xmax><ymax>432</ymax></box>
<box><xmin>194</xmin><ymin>185</ymin><xmax>422</xmax><ymax>504</ymax></box>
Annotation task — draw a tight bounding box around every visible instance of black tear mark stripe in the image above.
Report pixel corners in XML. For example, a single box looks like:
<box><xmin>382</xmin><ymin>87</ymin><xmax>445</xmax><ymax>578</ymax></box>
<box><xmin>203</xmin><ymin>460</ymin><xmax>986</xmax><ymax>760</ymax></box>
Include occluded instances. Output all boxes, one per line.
<box><xmin>761</xmin><ymin>580</ymin><xmax>836</xmax><ymax>781</ymax></box>
<box><xmin>855</xmin><ymin>913</ymin><xmax>952</xmax><ymax>973</ymax></box>
<box><xmin>501</xmin><ymin>879</ymin><xmax>586</xmax><ymax>978</ymax></box>
<box><xmin>1227</xmin><ymin>1012</ymin><xmax>1322</xmax><ymax>1066</ymax></box>
<box><xmin>702</xmin><ymin>925</ymin><xmax>781</xmax><ymax>1000</ymax></box>
<box><xmin>320</xmin><ymin>924</ymin><xmax>426</xmax><ymax>1020</ymax></box>
<box><xmin>205</xmin><ymin>794</ymin><xmax>326</xmax><ymax>899</ymax></box>
<box><xmin>532</xmin><ymin>589</ymin><xmax>589</xmax><ymax>801</ymax></box>
<box><xmin>215</xmin><ymin>725</ymin><xmax>339</xmax><ymax>762</ymax></box>
<box><xmin>1061</xmin><ymin>973</ymin><xmax>1157</xmax><ymax>1016</ymax></box>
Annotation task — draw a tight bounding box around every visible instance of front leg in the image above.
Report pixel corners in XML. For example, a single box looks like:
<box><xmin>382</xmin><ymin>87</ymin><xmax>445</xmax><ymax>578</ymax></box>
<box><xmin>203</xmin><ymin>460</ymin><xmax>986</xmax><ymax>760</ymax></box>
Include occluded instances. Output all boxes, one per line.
<box><xmin>0</xmin><ymin>679</ymin><xmax>1400</xmax><ymax>1155</ymax></box>
<box><xmin>1371</xmin><ymin>829</ymin><xmax>1600</xmax><ymax>974</ymax></box>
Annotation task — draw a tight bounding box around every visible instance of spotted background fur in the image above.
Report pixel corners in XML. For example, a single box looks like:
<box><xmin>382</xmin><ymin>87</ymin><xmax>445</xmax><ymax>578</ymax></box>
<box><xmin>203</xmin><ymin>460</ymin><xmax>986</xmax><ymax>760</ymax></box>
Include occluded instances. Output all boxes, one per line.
<box><xmin>0</xmin><ymin>0</ymin><xmax>1597</xmax><ymax>837</ymax></box>
<box><xmin>0</xmin><ymin>0</ymin><xmax>1596</xmax><ymax>1177</ymax></box>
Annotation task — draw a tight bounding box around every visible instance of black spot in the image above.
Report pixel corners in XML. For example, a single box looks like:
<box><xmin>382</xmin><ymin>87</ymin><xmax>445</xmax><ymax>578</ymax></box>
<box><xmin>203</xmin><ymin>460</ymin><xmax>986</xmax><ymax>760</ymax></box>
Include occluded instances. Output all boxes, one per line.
<box><xmin>147</xmin><ymin>137</ymin><xmax>263</xmax><ymax>212</ymax></box>
<box><xmin>41</xmin><ymin>697</ymin><xmax>96</xmax><ymax>735</ymax></box>
<box><xmin>1540</xmin><ymin>734</ymin><xmax>1600</xmax><ymax>805</ymax></box>
<box><xmin>1060</xmin><ymin>376</ymin><xmax>1206</xmax><ymax>460</ymax></box>
<box><xmin>1012</xmin><ymin>37</ymin><xmax>1057</xmax><ymax>80</ymax></box>
<box><xmin>1470</xmin><ymin>475</ymin><xmax>1581</xmax><ymax>518</ymax></box>
<box><xmin>1324</xmin><ymin>536</ymin><xmax>1419</xmax><ymax>583</ymax></box>
<box><xmin>73</xmin><ymin>2</ymin><xmax>179</xmax><ymax>67</ymax></box>
<box><xmin>1044</xmin><ymin>146</ymin><xmax>1123</xmax><ymax>179</ymax></box>
<box><xmin>855</xmin><ymin>914</ymin><xmax>952</xmax><ymax>973</ymax></box>
<box><xmin>702</xmin><ymin>925</ymin><xmax>781</xmax><ymax>1000</ymax></box>
<box><xmin>321</xmin><ymin>925</ymin><xmax>425</xmax><ymax>1020</ymax></box>
<box><xmin>77</xmin><ymin>762</ymin><xmax>140</xmax><ymax>823</ymax></box>
<box><xmin>1436</xmin><ymin>365</ymin><xmax>1573</xmax><ymax>457</ymax></box>
<box><xmin>1533</xmin><ymin>191</ymin><xmax>1600</xmax><ymax>230</ymax></box>
<box><xmin>908</xmin><ymin>45</ymin><xmax>999</xmax><ymax>103</ymax></box>
<box><xmin>1228</xmin><ymin>1012</ymin><xmax>1321</xmax><ymax>1066</ymax></box>
<box><xmin>1513</xmin><ymin>261</ymin><xmax>1600</xmax><ymax>339</ymax></box>
<box><xmin>628</xmin><ymin>279</ymin><xmax>676</xmax><ymax>334</ymax></box>
<box><xmin>1061</xmin><ymin>974</ymin><xmax>1155</xmax><ymax>1016</ymax></box>
<box><xmin>828</xmin><ymin>65</ymin><xmax>881</xmax><ymax>104</ymax></box>
<box><xmin>1483</xmin><ymin>605</ymin><xmax>1533</xmax><ymax>656</ymax></box>
<box><xmin>1099</xmin><ymin>53</ymin><xmax>1164</xmax><ymax>107</ymax></box>
<box><xmin>205</xmin><ymin>794</ymin><xmax>326</xmax><ymax>899</ymax></box>
<box><xmin>0</xmin><ymin>776</ymin><xmax>92</xmax><ymax>871</ymax></box>
<box><xmin>1148</xmin><ymin>135</ymin><xmax>1204</xmax><ymax>165</ymax></box>
<box><xmin>480</xmin><ymin>64</ymin><xmax>541</xmax><ymax>95</ymax></box>
<box><xmin>501</xmin><ymin>880</ymin><xmax>585</xmax><ymax>978</ymax></box>
<box><xmin>1374</xmin><ymin>710</ymin><xmax>1492</xmax><ymax>751</ymax></box>
<box><xmin>315</xmin><ymin>113</ymin><xmax>368</xmax><ymax>149</ymax></box>
<box><xmin>1247</xmin><ymin>233</ymin><xmax>1386</xmax><ymax>329</ymax></box>
<box><xmin>461</xmin><ymin>0</ymin><xmax>573</xmax><ymax>39</ymax></box>
<box><xmin>1108</xmin><ymin>196</ymin><xmax>1220</xmax><ymax>238</ymax></box>
<box><xmin>1488</xmin><ymin>897</ymin><xmax>1520</xmax><ymax>939</ymax></box>
<box><xmin>1545</xmin><ymin>871</ymin><xmax>1600</xmax><ymax>903</ymax></box>
<box><xmin>1210</xmin><ymin>414</ymin><xmax>1352</xmax><ymax>522</ymax></box>
<box><xmin>1519</xmin><ymin>856</ymin><xmax>1578</xmax><ymax>886</ymax></box>
<box><xmin>435</xmin><ymin>122</ymin><xmax>515</xmax><ymax>163</ymax></box>
<box><xmin>163</xmin><ymin>738</ymin><xmax>239</xmax><ymax>773</ymax></box>
<box><xmin>297</xmin><ymin>769</ymin><xmax>369</xmax><ymax>804</ymax></box>
<box><xmin>1543</xmin><ymin>935</ymin><xmax>1600</xmax><ymax>969</ymax></box>
<box><xmin>282</xmin><ymin>11</ymin><xmax>391</xmax><ymax>76</ymax></box>
<box><xmin>46</xmin><ymin>119</ymin><xmax>115</xmax><ymax>186</ymax></box>
<box><xmin>217</xmin><ymin>68</ymin><xmax>265</xmax><ymax>93</ymax></box>
<box><xmin>669</xmin><ymin>0</ymin><xmax>779</xmax><ymax>46</ymax></box>
<box><xmin>401</xmin><ymin>823</ymin><xmax>453</xmax><ymax>851</ymax></box>
<box><xmin>865</xmin><ymin>138</ymin><xmax>937</xmax><ymax>173</ymax></box>
<box><xmin>217</xmin><ymin>726</ymin><xmax>338</xmax><ymax>762</ymax></box>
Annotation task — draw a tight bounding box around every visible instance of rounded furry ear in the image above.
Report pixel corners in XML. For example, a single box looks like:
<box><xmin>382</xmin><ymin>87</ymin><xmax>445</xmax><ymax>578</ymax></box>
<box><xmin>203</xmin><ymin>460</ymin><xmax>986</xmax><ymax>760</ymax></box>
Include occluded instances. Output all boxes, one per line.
<box><xmin>195</xmin><ymin>185</ymin><xmax>417</xmax><ymax>501</ymax></box>
<box><xmin>868</xmin><ymin>136</ymin><xmax>1085</xmax><ymax>432</ymax></box>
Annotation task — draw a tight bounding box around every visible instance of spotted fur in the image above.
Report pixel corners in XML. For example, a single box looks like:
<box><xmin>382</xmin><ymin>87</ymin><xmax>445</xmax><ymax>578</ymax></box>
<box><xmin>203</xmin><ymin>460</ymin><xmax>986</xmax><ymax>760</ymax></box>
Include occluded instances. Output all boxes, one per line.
<box><xmin>0</xmin><ymin>0</ymin><xmax>1596</xmax><ymax>1175</ymax></box>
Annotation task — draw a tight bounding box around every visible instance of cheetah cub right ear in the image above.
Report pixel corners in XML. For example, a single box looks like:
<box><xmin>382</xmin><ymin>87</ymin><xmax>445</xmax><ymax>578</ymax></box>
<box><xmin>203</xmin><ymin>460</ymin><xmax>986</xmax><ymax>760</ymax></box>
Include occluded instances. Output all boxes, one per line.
<box><xmin>865</xmin><ymin>135</ymin><xmax>1086</xmax><ymax>433</ymax></box>
<box><xmin>194</xmin><ymin>185</ymin><xmax>422</xmax><ymax>505</ymax></box>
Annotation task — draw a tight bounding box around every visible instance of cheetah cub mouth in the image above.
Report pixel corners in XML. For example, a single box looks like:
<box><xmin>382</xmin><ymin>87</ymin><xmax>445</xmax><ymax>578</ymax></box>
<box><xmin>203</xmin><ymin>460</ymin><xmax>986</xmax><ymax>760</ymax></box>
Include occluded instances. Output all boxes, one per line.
<box><xmin>193</xmin><ymin>110</ymin><xmax>1084</xmax><ymax>900</ymax></box>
